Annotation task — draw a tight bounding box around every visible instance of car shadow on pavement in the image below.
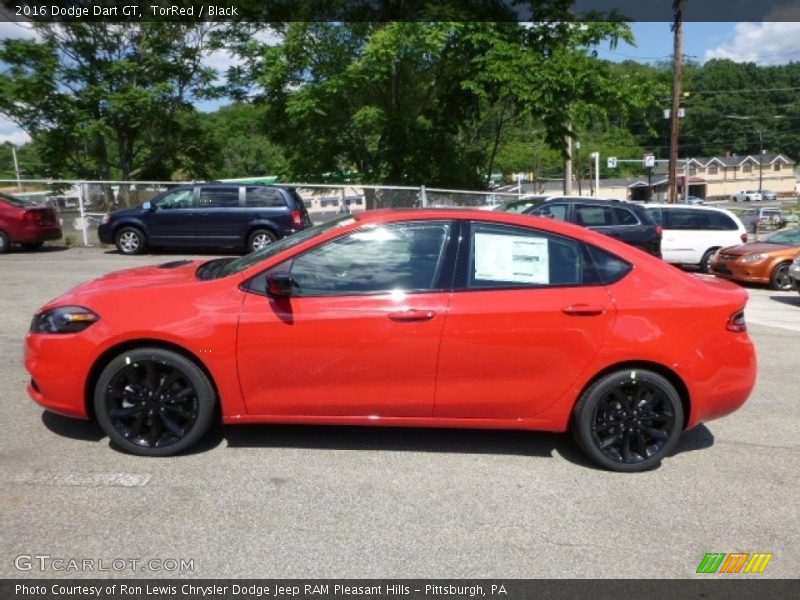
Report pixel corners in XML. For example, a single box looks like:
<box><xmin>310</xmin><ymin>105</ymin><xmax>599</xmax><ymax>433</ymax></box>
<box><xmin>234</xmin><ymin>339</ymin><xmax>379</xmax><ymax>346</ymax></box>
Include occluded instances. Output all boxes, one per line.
<box><xmin>770</xmin><ymin>295</ymin><xmax>800</xmax><ymax>307</ymax></box>
<box><xmin>671</xmin><ymin>424</ymin><xmax>715</xmax><ymax>455</ymax></box>
<box><xmin>41</xmin><ymin>411</ymin><xmax>105</xmax><ymax>442</ymax></box>
<box><xmin>223</xmin><ymin>424</ymin><xmax>565</xmax><ymax>460</ymax></box>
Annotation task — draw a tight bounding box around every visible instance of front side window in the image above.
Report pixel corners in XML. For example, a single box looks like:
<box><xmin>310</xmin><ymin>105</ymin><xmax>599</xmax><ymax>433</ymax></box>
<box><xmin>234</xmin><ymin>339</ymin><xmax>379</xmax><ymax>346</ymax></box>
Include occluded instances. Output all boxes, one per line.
<box><xmin>469</xmin><ymin>223</ymin><xmax>583</xmax><ymax>288</ymax></box>
<box><xmin>276</xmin><ymin>221</ymin><xmax>451</xmax><ymax>296</ymax></box>
<box><xmin>155</xmin><ymin>188</ymin><xmax>194</xmax><ymax>210</ymax></box>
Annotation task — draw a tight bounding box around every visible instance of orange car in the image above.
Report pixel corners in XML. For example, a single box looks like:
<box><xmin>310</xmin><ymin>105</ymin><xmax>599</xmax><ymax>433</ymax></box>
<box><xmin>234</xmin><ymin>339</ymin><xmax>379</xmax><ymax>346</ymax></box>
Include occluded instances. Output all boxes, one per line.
<box><xmin>710</xmin><ymin>227</ymin><xmax>800</xmax><ymax>290</ymax></box>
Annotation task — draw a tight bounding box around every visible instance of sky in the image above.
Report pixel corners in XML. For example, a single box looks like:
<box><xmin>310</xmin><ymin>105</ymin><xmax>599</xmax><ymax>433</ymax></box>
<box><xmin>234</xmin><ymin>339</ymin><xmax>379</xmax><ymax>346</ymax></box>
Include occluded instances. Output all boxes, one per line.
<box><xmin>3</xmin><ymin>21</ymin><xmax>800</xmax><ymax>145</ymax></box>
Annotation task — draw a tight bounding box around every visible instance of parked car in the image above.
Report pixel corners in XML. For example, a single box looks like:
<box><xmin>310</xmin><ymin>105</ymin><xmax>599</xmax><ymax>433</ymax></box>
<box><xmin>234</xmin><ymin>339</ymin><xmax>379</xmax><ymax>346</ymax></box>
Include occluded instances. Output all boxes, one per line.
<box><xmin>738</xmin><ymin>207</ymin><xmax>785</xmax><ymax>234</ymax></box>
<box><xmin>709</xmin><ymin>227</ymin><xmax>800</xmax><ymax>290</ymax></box>
<box><xmin>760</xmin><ymin>189</ymin><xmax>778</xmax><ymax>202</ymax></box>
<box><xmin>0</xmin><ymin>192</ymin><xmax>62</xmax><ymax>253</ymax></box>
<box><xmin>26</xmin><ymin>209</ymin><xmax>756</xmax><ymax>472</ymax></box>
<box><xmin>684</xmin><ymin>195</ymin><xmax>705</xmax><ymax>205</ymax></box>
<box><xmin>644</xmin><ymin>204</ymin><xmax>748</xmax><ymax>272</ymax></box>
<box><xmin>523</xmin><ymin>196</ymin><xmax>662</xmax><ymax>257</ymax></box>
<box><xmin>789</xmin><ymin>252</ymin><xmax>800</xmax><ymax>291</ymax></box>
<box><xmin>97</xmin><ymin>183</ymin><xmax>312</xmax><ymax>255</ymax></box>
<box><xmin>732</xmin><ymin>190</ymin><xmax>763</xmax><ymax>202</ymax></box>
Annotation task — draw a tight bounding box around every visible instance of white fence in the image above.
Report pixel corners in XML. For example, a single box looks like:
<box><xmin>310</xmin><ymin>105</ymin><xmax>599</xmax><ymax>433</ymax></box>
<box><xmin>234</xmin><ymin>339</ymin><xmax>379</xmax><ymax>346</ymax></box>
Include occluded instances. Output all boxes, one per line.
<box><xmin>0</xmin><ymin>179</ymin><xmax>526</xmax><ymax>247</ymax></box>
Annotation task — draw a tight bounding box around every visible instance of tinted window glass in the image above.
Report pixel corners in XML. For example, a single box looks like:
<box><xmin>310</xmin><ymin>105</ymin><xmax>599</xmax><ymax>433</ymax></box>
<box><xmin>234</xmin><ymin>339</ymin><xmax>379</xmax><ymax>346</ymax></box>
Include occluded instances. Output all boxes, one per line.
<box><xmin>613</xmin><ymin>207</ymin><xmax>639</xmax><ymax>226</ymax></box>
<box><xmin>707</xmin><ymin>212</ymin><xmax>737</xmax><ymax>230</ymax></box>
<box><xmin>645</xmin><ymin>208</ymin><xmax>662</xmax><ymax>225</ymax></box>
<box><xmin>575</xmin><ymin>205</ymin><xmax>613</xmax><ymax>227</ymax></box>
<box><xmin>530</xmin><ymin>203</ymin><xmax>569</xmax><ymax>221</ymax></box>
<box><xmin>246</xmin><ymin>187</ymin><xmax>286</xmax><ymax>208</ymax></box>
<box><xmin>199</xmin><ymin>186</ymin><xmax>239</xmax><ymax>208</ymax></box>
<box><xmin>585</xmin><ymin>245</ymin><xmax>633</xmax><ymax>285</ymax></box>
<box><xmin>663</xmin><ymin>208</ymin><xmax>710</xmax><ymax>230</ymax></box>
<box><xmin>0</xmin><ymin>193</ymin><xmax>38</xmax><ymax>207</ymax></box>
<box><xmin>469</xmin><ymin>223</ymin><xmax>582</xmax><ymax>288</ymax></box>
<box><xmin>763</xmin><ymin>228</ymin><xmax>800</xmax><ymax>245</ymax></box>
<box><xmin>279</xmin><ymin>221</ymin><xmax>451</xmax><ymax>295</ymax></box>
<box><xmin>155</xmin><ymin>188</ymin><xmax>194</xmax><ymax>209</ymax></box>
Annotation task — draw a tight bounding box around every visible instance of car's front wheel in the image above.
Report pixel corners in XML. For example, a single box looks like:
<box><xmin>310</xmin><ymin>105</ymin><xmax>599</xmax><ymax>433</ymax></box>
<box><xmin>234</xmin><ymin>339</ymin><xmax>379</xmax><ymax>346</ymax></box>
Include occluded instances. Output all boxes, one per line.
<box><xmin>94</xmin><ymin>348</ymin><xmax>216</xmax><ymax>456</ymax></box>
<box><xmin>572</xmin><ymin>369</ymin><xmax>684</xmax><ymax>472</ymax></box>
<box><xmin>247</xmin><ymin>228</ymin><xmax>277</xmax><ymax>252</ymax></box>
<box><xmin>770</xmin><ymin>262</ymin><xmax>793</xmax><ymax>291</ymax></box>
<box><xmin>115</xmin><ymin>226</ymin><xmax>146</xmax><ymax>255</ymax></box>
<box><xmin>699</xmin><ymin>248</ymin><xmax>717</xmax><ymax>274</ymax></box>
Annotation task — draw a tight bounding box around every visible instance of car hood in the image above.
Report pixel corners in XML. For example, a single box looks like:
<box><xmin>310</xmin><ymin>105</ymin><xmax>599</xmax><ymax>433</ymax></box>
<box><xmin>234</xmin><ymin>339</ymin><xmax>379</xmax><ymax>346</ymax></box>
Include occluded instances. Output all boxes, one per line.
<box><xmin>39</xmin><ymin>260</ymin><xmax>208</xmax><ymax>309</ymax></box>
<box><xmin>108</xmin><ymin>205</ymin><xmax>147</xmax><ymax>218</ymax></box>
<box><xmin>719</xmin><ymin>243</ymin><xmax>791</xmax><ymax>256</ymax></box>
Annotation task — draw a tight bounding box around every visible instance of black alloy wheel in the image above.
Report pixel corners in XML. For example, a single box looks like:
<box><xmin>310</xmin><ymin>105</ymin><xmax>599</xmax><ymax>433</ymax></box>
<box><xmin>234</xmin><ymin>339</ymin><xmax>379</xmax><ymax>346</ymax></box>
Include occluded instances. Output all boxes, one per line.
<box><xmin>572</xmin><ymin>369</ymin><xmax>683</xmax><ymax>472</ymax></box>
<box><xmin>94</xmin><ymin>348</ymin><xmax>215</xmax><ymax>456</ymax></box>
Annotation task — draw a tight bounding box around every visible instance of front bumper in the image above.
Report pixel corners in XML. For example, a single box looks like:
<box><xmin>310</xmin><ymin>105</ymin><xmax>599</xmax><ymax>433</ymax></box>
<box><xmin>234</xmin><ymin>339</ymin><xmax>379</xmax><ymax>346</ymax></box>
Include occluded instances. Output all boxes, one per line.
<box><xmin>709</xmin><ymin>258</ymin><xmax>770</xmax><ymax>285</ymax></box>
<box><xmin>25</xmin><ymin>332</ymin><xmax>94</xmax><ymax>419</ymax></box>
<box><xmin>790</xmin><ymin>262</ymin><xmax>800</xmax><ymax>291</ymax></box>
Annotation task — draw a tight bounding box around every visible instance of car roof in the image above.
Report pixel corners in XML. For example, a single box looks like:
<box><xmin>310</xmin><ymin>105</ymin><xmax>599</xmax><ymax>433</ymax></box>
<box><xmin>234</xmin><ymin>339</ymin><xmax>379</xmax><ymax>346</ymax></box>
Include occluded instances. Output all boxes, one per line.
<box><xmin>644</xmin><ymin>203</ymin><xmax>730</xmax><ymax>212</ymax></box>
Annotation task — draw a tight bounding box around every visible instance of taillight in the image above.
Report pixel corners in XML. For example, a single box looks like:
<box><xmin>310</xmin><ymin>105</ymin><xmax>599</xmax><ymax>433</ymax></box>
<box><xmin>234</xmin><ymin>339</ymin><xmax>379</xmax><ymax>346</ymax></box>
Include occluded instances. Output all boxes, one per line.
<box><xmin>740</xmin><ymin>233</ymin><xmax>748</xmax><ymax>243</ymax></box>
<box><xmin>291</xmin><ymin>210</ymin><xmax>303</xmax><ymax>228</ymax></box>
<box><xmin>726</xmin><ymin>310</ymin><xmax>747</xmax><ymax>333</ymax></box>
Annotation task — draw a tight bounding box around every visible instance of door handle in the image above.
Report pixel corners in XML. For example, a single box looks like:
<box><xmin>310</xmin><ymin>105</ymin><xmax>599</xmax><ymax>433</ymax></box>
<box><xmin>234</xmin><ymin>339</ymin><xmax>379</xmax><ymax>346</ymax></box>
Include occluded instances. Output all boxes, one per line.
<box><xmin>562</xmin><ymin>304</ymin><xmax>607</xmax><ymax>316</ymax></box>
<box><xmin>388</xmin><ymin>309</ymin><xmax>436</xmax><ymax>322</ymax></box>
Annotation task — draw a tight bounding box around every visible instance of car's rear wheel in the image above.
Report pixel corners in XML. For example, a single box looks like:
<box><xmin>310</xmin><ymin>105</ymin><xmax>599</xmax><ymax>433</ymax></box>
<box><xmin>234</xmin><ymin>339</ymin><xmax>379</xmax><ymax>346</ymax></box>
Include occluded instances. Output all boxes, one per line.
<box><xmin>572</xmin><ymin>369</ymin><xmax>683</xmax><ymax>472</ymax></box>
<box><xmin>770</xmin><ymin>262</ymin><xmax>793</xmax><ymax>291</ymax></box>
<box><xmin>94</xmin><ymin>348</ymin><xmax>216</xmax><ymax>456</ymax></box>
<box><xmin>248</xmin><ymin>228</ymin><xmax>277</xmax><ymax>252</ymax></box>
<box><xmin>115</xmin><ymin>226</ymin><xmax>146</xmax><ymax>255</ymax></box>
<box><xmin>0</xmin><ymin>230</ymin><xmax>8</xmax><ymax>254</ymax></box>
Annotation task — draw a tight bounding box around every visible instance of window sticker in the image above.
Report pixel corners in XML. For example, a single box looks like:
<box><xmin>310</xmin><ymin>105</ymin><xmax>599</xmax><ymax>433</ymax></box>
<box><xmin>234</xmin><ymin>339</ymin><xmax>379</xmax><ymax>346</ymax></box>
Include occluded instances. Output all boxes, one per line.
<box><xmin>474</xmin><ymin>233</ymin><xmax>549</xmax><ymax>284</ymax></box>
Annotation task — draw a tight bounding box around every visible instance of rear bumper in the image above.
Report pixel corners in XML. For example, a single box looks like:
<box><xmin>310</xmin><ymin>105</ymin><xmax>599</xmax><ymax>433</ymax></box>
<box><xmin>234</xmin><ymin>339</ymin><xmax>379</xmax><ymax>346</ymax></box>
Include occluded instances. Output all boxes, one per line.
<box><xmin>13</xmin><ymin>224</ymin><xmax>62</xmax><ymax>244</ymax></box>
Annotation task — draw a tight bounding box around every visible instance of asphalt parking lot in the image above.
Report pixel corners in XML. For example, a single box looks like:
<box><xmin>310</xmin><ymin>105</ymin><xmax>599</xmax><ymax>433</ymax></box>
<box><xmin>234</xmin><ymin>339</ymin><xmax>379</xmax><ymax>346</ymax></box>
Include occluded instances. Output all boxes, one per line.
<box><xmin>1</xmin><ymin>246</ymin><xmax>798</xmax><ymax>579</ymax></box>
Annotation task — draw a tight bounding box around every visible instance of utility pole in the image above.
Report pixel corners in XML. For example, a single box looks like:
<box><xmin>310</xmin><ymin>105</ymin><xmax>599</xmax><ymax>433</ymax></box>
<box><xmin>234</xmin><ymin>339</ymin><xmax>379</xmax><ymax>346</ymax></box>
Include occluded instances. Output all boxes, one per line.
<box><xmin>758</xmin><ymin>130</ymin><xmax>764</xmax><ymax>193</ymax></box>
<box><xmin>564</xmin><ymin>133</ymin><xmax>573</xmax><ymax>195</ymax></box>
<box><xmin>668</xmin><ymin>0</ymin><xmax>685</xmax><ymax>204</ymax></box>
<box><xmin>11</xmin><ymin>144</ymin><xmax>22</xmax><ymax>191</ymax></box>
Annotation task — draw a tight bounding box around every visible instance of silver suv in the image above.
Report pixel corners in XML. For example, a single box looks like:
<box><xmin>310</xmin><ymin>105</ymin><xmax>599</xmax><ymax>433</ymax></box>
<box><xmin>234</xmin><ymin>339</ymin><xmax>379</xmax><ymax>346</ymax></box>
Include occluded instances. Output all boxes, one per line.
<box><xmin>738</xmin><ymin>207</ymin><xmax>785</xmax><ymax>234</ymax></box>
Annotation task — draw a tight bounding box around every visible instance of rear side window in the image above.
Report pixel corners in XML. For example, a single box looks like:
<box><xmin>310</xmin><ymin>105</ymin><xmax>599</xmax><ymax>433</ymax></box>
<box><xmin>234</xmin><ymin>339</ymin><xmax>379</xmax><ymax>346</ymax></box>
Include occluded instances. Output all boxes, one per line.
<box><xmin>584</xmin><ymin>245</ymin><xmax>633</xmax><ymax>285</ymax></box>
<box><xmin>469</xmin><ymin>223</ymin><xmax>583</xmax><ymax>288</ymax></box>
<box><xmin>199</xmin><ymin>186</ymin><xmax>240</xmax><ymax>208</ymax></box>
<box><xmin>613</xmin><ymin>207</ymin><xmax>640</xmax><ymax>226</ymax></box>
<box><xmin>246</xmin><ymin>187</ymin><xmax>286</xmax><ymax>208</ymax></box>
<box><xmin>530</xmin><ymin>203</ymin><xmax>569</xmax><ymax>221</ymax></box>
<box><xmin>575</xmin><ymin>205</ymin><xmax>614</xmax><ymax>227</ymax></box>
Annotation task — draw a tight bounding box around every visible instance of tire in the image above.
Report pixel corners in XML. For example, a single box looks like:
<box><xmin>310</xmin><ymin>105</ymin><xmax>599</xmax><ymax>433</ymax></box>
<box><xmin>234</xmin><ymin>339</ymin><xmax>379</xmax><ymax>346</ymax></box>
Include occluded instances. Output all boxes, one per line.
<box><xmin>770</xmin><ymin>262</ymin><xmax>793</xmax><ymax>291</ymax></box>
<box><xmin>94</xmin><ymin>347</ymin><xmax>216</xmax><ymax>456</ymax></box>
<box><xmin>572</xmin><ymin>369</ymin><xmax>684</xmax><ymax>472</ymax></box>
<box><xmin>699</xmin><ymin>248</ymin><xmax>717</xmax><ymax>274</ymax></box>
<box><xmin>21</xmin><ymin>241</ymin><xmax>44</xmax><ymax>251</ymax></box>
<box><xmin>115</xmin><ymin>226</ymin><xmax>146</xmax><ymax>255</ymax></box>
<box><xmin>0</xmin><ymin>230</ymin><xmax>8</xmax><ymax>254</ymax></box>
<box><xmin>247</xmin><ymin>228</ymin><xmax>277</xmax><ymax>252</ymax></box>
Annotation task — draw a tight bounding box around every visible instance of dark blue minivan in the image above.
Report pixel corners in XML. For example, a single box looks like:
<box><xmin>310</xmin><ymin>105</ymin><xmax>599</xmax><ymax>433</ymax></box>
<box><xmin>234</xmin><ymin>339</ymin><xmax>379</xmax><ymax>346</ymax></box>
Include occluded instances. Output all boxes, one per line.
<box><xmin>98</xmin><ymin>183</ymin><xmax>312</xmax><ymax>254</ymax></box>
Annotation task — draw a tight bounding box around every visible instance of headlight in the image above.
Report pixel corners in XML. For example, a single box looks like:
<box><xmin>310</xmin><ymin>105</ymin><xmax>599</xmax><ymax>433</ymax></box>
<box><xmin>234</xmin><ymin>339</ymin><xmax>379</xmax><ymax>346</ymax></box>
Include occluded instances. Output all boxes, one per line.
<box><xmin>101</xmin><ymin>214</ymin><xmax>110</xmax><ymax>224</ymax></box>
<box><xmin>793</xmin><ymin>255</ymin><xmax>800</xmax><ymax>266</ymax></box>
<box><xmin>741</xmin><ymin>253</ymin><xmax>768</xmax><ymax>264</ymax></box>
<box><xmin>30</xmin><ymin>306</ymin><xmax>100</xmax><ymax>334</ymax></box>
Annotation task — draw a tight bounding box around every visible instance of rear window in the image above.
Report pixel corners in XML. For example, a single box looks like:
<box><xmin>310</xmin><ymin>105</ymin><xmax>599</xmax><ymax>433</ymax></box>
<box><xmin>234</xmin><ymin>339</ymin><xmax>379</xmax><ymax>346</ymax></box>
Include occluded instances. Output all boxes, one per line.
<box><xmin>0</xmin><ymin>193</ymin><xmax>38</xmax><ymax>207</ymax></box>
<box><xmin>613</xmin><ymin>207</ymin><xmax>640</xmax><ymax>226</ymax></box>
<box><xmin>246</xmin><ymin>187</ymin><xmax>287</xmax><ymax>208</ymax></box>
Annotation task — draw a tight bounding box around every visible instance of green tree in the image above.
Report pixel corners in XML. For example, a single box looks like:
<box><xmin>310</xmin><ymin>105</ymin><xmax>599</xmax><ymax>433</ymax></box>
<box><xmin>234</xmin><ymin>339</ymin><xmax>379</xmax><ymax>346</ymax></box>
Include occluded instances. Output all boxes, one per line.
<box><xmin>0</xmin><ymin>23</ymin><xmax>218</xmax><ymax>187</ymax></box>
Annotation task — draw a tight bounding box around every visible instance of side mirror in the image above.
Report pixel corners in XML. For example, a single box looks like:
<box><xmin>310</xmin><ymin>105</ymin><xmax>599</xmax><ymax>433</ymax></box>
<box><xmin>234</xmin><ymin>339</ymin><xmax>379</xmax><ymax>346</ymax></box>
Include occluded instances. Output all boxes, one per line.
<box><xmin>266</xmin><ymin>273</ymin><xmax>295</xmax><ymax>297</ymax></box>
<box><xmin>142</xmin><ymin>201</ymin><xmax>154</xmax><ymax>211</ymax></box>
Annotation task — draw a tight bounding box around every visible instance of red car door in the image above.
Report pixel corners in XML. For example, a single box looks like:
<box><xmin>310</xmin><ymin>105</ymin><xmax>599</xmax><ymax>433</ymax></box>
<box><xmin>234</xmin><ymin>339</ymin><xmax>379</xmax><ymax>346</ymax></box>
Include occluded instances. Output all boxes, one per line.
<box><xmin>236</xmin><ymin>220</ymin><xmax>454</xmax><ymax>418</ymax></box>
<box><xmin>435</xmin><ymin>221</ymin><xmax>617</xmax><ymax>420</ymax></box>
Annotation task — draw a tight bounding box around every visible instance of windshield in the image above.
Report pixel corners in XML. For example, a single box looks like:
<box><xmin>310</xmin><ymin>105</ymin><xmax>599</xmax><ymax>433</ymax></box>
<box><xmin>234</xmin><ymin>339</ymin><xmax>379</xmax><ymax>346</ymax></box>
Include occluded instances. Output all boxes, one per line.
<box><xmin>762</xmin><ymin>228</ymin><xmax>800</xmax><ymax>246</ymax></box>
<box><xmin>0</xmin><ymin>192</ymin><xmax>39</xmax><ymax>207</ymax></box>
<box><xmin>216</xmin><ymin>215</ymin><xmax>357</xmax><ymax>278</ymax></box>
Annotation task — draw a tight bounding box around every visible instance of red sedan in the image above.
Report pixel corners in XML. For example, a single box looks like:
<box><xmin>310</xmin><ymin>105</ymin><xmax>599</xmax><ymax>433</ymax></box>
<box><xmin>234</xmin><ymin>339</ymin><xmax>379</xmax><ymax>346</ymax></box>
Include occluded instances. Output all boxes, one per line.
<box><xmin>25</xmin><ymin>209</ymin><xmax>756</xmax><ymax>471</ymax></box>
<box><xmin>0</xmin><ymin>192</ymin><xmax>62</xmax><ymax>253</ymax></box>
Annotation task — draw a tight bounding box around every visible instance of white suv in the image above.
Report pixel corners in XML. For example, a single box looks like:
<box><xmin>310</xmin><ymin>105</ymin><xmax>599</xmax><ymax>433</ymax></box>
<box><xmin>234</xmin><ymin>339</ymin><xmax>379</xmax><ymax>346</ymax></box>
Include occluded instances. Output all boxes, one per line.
<box><xmin>644</xmin><ymin>204</ymin><xmax>748</xmax><ymax>272</ymax></box>
<box><xmin>732</xmin><ymin>190</ymin><xmax>763</xmax><ymax>202</ymax></box>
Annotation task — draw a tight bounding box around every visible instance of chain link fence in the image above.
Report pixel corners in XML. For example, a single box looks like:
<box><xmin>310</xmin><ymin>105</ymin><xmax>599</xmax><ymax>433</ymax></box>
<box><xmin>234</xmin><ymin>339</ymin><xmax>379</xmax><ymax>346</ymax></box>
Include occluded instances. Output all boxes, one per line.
<box><xmin>1</xmin><ymin>179</ymin><xmax>524</xmax><ymax>247</ymax></box>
